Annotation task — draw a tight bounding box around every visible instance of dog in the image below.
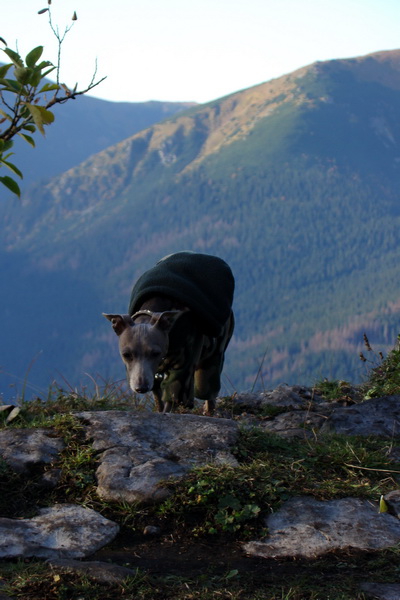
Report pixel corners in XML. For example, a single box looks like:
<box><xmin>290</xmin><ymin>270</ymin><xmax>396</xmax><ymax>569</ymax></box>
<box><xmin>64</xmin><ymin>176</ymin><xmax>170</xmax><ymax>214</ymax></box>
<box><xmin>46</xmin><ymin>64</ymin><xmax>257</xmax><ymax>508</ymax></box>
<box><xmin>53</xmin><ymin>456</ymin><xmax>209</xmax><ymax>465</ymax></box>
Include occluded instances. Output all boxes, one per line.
<box><xmin>104</xmin><ymin>252</ymin><xmax>235</xmax><ymax>413</ymax></box>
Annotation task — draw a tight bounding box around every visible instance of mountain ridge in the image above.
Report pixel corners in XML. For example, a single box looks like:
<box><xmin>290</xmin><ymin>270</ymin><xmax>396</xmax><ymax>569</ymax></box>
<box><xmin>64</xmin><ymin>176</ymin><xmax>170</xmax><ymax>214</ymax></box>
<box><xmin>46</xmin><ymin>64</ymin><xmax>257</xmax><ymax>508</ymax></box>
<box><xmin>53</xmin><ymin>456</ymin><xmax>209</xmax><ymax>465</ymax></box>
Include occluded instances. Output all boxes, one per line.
<box><xmin>26</xmin><ymin>47</ymin><xmax>400</xmax><ymax>200</ymax></box>
<box><xmin>2</xmin><ymin>49</ymin><xmax>400</xmax><ymax>399</ymax></box>
<box><xmin>6</xmin><ymin>92</ymin><xmax>196</xmax><ymax>194</ymax></box>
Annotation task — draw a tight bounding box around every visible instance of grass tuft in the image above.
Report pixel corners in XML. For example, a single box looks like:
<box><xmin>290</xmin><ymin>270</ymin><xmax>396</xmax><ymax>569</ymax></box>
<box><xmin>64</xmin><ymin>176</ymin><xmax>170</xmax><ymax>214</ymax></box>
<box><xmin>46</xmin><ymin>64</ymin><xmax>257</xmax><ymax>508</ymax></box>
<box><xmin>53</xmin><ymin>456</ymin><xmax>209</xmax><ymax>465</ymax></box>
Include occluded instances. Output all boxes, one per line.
<box><xmin>361</xmin><ymin>334</ymin><xmax>400</xmax><ymax>398</ymax></box>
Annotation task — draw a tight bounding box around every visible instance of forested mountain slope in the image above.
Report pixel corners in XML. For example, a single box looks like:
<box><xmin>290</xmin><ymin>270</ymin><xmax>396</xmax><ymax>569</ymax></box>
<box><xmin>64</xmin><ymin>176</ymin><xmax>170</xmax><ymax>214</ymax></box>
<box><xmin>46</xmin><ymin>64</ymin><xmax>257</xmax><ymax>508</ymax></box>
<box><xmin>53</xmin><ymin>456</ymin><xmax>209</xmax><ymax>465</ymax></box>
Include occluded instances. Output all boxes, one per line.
<box><xmin>2</xmin><ymin>50</ymin><xmax>400</xmax><ymax>399</ymax></box>
<box><xmin>6</xmin><ymin>93</ymin><xmax>195</xmax><ymax>194</ymax></box>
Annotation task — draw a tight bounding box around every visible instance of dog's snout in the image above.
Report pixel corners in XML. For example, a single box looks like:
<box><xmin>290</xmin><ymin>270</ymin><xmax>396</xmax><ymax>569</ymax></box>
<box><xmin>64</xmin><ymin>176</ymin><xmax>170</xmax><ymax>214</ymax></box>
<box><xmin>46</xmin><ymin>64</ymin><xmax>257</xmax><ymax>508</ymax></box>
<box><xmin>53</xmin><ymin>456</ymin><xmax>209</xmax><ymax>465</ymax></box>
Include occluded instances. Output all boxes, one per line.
<box><xmin>127</xmin><ymin>364</ymin><xmax>154</xmax><ymax>395</ymax></box>
<box><xmin>135</xmin><ymin>384</ymin><xmax>151</xmax><ymax>394</ymax></box>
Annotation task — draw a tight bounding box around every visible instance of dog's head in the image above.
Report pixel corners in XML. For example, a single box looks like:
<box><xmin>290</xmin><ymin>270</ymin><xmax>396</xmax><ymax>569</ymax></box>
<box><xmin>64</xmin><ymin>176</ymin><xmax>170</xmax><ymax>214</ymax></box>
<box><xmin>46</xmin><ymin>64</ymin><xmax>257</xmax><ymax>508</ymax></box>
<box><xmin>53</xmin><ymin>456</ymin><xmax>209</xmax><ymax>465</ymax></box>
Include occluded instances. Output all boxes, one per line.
<box><xmin>103</xmin><ymin>311</ymin><xmax>181</xmax><ymax>394</ymax></box>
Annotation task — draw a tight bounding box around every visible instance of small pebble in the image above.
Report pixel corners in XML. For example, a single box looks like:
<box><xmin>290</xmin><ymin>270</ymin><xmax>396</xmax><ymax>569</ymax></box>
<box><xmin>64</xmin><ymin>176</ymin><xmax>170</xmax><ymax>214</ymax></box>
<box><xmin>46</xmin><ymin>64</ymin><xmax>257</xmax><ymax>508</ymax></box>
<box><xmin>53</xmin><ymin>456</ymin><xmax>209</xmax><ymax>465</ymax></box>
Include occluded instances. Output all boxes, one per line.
<box><xmin>143</xmin><ymin>525</ymin><xmax>161</xmax><ymax>536</ymax></box>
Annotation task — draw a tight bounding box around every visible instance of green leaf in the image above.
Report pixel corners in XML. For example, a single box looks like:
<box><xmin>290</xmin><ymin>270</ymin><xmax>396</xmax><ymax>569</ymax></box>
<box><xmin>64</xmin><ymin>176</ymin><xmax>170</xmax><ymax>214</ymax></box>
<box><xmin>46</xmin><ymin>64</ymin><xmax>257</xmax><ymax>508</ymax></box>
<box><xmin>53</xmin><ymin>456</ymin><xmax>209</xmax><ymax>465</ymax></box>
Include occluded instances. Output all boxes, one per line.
<box><xmin>2</xmin><ymin>48</ymin><xmax>23</xmax><ymax>67</ymax></box>
<box><xmin>14</xmin><ymin>66</ymin><xmax>33</xmax><ymax>85</ymax></box>
<box><xmin>18</xmin><ymin>133</ymin><xmax>35</xmax><ymax>147</ymax></box>
<box><xmin>1</xmin><ymin>158</ymin><xmax>23</xmax><ymax>178</ymax></box>
<box><xmin>225</xmin><ymin>570</ymin><xmax>239</xmax><ymax>580</ymax></box>
<box><xmin>39</xmin><ymin>82</ymin><xmax>59</xmax><ymax>93</ymax></box>
<box><xmin>0</xmin><ymin>63</ymin><xmax>12</xmax><ymax>78</ymax></box>
<box><xmin>0</xmin><ymin>108</ymin><xmax>12</xmax><ymax>122</ymax></box>
<box><xmin>25</xmin><ymin>104</ymin><xmax>55</xmax><ymax>134</ymax></box>
<box><xmin>40</xmin><ymin>66</ymin><xmax>56</xmax><ymax>79</ymax></box>
<box><xmin>0</xmin><ymin>175</ymin><xmax>21</xmax><ymax>197</ymax></box>
<box><xmin>28</xmin><ymin>69</ymin><xmax>43</xmax><ymax>88</ymax></box>
<box><xmin>22</xmin><ymin>123</ymin><xmax>36</xmax><ymax>133</ymax></box>
<box><xmin>379</xmin><ymin>495</ymin><xmax>388</xmax><ymax>513</ymax></box>
<box><xmin>38</xmin><ymin>106</ymin><xmax>55</xmax><ymax>126</ymax></box>
<box><xmin>218</xmin><ymin>494</ymin><xmax>241</xmax><ymax>510</ymax></box>
<box><xmin>0</xmin><ymin>78</ymin><xmax>23</xmax><ymax>93</ymax></box>
<box><xmin>25</xmin><ymin>46</ymin><xmax>44</xmax><ymax>68</ymax></box>
<box><xmin>20</xmin><ymin>106</ymin><xmax>31</xmax><ymax>119</ymax></box>
<box><xmin>37</xmin><ymin>60</ymin><xmax>54</xmax><ymax>71</ymax></box>
<box><xmin>0</xmin><ymin>139</ymin><xmax>14</xmax><ymax>152</ymax></box>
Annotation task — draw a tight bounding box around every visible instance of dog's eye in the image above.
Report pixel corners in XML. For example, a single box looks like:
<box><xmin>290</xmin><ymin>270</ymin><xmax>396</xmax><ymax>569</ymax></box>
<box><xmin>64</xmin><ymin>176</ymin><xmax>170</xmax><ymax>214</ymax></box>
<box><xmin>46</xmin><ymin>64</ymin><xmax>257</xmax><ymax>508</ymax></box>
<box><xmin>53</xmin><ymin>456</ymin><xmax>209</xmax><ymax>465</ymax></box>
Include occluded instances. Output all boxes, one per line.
<box><xmin>149</xmin><ymin>350</ymin><xmax>161</xmax><ymax>359</ymax></box>
<box><xmin>122</xmin><ymin>350</ymin><xmax>134</xmax><ymax>361</ymax></box>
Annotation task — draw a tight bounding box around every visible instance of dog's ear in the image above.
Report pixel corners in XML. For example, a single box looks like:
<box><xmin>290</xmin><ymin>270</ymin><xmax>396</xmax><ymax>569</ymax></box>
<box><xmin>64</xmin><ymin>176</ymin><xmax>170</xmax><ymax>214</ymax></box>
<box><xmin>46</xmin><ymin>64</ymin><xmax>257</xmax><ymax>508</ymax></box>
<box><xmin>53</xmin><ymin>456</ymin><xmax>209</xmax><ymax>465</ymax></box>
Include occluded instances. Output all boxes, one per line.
<box><xmin>149</xmin><ymin>310</ymin><xmax>184</xmax><ymax>332</ymax></box>
<box><xmin>103</xmin><ymin>313</ymin><xmax>133</xmax><ymax>336</ymax></box>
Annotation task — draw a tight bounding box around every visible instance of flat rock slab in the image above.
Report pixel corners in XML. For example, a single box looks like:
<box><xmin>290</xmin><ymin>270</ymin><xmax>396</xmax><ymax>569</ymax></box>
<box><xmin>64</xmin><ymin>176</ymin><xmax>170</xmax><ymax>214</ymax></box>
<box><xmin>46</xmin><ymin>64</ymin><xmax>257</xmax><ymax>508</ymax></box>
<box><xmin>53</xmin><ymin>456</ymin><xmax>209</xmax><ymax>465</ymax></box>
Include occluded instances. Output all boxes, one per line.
<box><xmin>0</xmin><ymin>504</ymin><xmax>119</xmax><ymax>559</ymax></box>
<box><xmin>260</xmin><ymin>385</ymin><xmax>323</xmax><ymax>408</ymax></box>
<box><xmin>320</xmin><ymin>396</ymin><xmax>400</xmax><ymax>436</ymax></box>
<box><xmin>244</xmin><ymin>497</ymin><xmax>400</xmax><ymax>559</ymax></box>
<box><xmin>361</xmin><ymin>582</ymin><xmax>400</xmax><ymax>600</ymax></box>
<box><xmin>260</xmin><ymin>410</ymin><xmax>326</xmax><ymax>438</ymax></box>
<box><xmin>76</xmin><ymin>411</ymin><xmax>239</xmax><ymax>503</ymax></box>
<box><xmin>225</xmin><ymin>385</ymin><xmax>324</xmax><ymax>411</ymax></box>
<box><xmin>48</xmin><ymin>558</ymin><xmax>136</xmax><ymax>583</ymax></box>
<box><xmin>0</xmin><ymin>428</ymin><xmax>64</xmax><ymax>473</ymax></box>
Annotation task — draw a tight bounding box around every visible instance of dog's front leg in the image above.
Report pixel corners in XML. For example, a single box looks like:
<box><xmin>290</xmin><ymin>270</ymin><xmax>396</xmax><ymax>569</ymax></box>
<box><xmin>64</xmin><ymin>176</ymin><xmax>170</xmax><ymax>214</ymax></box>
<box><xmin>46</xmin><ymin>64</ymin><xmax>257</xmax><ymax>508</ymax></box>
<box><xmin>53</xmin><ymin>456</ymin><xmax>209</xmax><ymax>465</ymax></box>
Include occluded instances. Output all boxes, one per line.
<box><xmin>161</xmin><ymin>376</ymin><xmax>192</xmax><ymax>413</ymax></box>
<box><xmin>152</xmin><ymin>378</ymin><xmax>164</xmax><ymax>413</ymax></box>
<box><xmin>162</xmin><ymin>382</ymin><xmax>180</xmax><ymax>413</ymax></box>
<box><xmin>203</xmin><ymin>397</ymin><xmax>216</xmax><ymax>415</ymax></box>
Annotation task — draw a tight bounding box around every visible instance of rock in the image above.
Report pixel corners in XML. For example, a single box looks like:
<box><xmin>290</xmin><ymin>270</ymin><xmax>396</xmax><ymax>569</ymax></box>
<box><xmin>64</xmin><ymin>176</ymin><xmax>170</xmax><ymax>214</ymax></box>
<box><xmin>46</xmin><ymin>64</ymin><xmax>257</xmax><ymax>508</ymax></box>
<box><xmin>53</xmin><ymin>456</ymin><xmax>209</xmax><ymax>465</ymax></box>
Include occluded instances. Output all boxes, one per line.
<box><xmin>143</xmin><ymin>525</ymin><xmax>161</xmax><ymax>535</ymax></box>
<box><xmin>320</xmin><ymin>396</ymin><xmax>400</xmax><ymax>436</ymax></box>
<box><xmin>224</xmin><ymin>385</ymin><xmax>324</xmax><ymax>412</ymax></box>
<box><xmin>244</xmin><ymin>497</ymin><xmax>400</xmax><ymax>559</ymax></box>
<box><xmin>231</xmin><ymin>392</ymin><xmax>400</xmax><ymax>439</ymax></box>
<box><xmin>48</xmin><ymin>558</ymin><xmax>136</xmax><ymax>583</ymax></box>
<box><xmin>260</xmin><ymin>385</ymin><xmax>322</xmax><ymax>408</ymax></box>
<box><xmin>5</xmin><ymin>407</ymin><xmax>21</xmax><ymax>423</ymax></box>
<box><xmin>361</xmin><ymin>582</ymin><xmax>400</xmax><ymax>600</ymax></box>
<box><xmin>76</xmin><ymin>411</ymin><xmax>239</xmax><ymax>503</ymax></box>
<box><xmin>384</xmin><ymin>490</ymin><xmax>400</xmax><ymax>518</ymax></box>
<box><xmin>40</xmin><ymin>468</ymin><xmax>63</xmax><ymax>488</ymax></box>
<box><xmin>2</xmin><ymin>389</ymin><xmax>400</xmax><ymax>568</ymax></box>
<box><xmin>0</xmin><ymin>504</ymin><xmax>119</xmax><ymax>559</ymax></box>
<box><xmin>260</xmin><ymin>410</ymin><xmax>326</xmax><ymax>438</ymax></box>
<box><xmin>0</xmin><ymin>406</ymin><xmax>21</xmax><ymax>424</ymax></box>
<box><xmin>221</xmin><ymin>392</ymin><xmax>264</xmax><ymax>410</ymax></box>
<box><xmin>0</xmin><ymin>428</ymin><xmax>64</xmax><ymax>473</ymax></box>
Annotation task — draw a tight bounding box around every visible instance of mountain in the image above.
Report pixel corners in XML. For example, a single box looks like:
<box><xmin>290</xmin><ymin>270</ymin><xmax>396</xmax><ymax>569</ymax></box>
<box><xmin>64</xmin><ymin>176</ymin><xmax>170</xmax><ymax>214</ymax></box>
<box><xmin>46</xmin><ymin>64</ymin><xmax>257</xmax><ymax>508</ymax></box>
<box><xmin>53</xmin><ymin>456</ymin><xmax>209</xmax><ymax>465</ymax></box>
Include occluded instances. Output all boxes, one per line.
<box><xmin>2</xmin><ymin>49</ymin><xmax>400</xmax><ymax>400</ymax></box>
<box><xmin>7</xmin><ymin>94</ymin><xmax>196</xmax><ymax>193</ymax></box>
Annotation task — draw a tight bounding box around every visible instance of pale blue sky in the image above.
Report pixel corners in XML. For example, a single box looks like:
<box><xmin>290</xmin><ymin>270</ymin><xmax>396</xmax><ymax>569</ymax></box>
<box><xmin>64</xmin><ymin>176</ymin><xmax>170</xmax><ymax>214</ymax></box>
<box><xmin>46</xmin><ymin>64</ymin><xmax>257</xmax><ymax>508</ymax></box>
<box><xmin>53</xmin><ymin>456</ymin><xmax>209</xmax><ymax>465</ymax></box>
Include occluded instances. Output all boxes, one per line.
<box><xmin>2</xmin><ymin>0</ymin><xmax>400</xmax><ymax>104</ymax></box>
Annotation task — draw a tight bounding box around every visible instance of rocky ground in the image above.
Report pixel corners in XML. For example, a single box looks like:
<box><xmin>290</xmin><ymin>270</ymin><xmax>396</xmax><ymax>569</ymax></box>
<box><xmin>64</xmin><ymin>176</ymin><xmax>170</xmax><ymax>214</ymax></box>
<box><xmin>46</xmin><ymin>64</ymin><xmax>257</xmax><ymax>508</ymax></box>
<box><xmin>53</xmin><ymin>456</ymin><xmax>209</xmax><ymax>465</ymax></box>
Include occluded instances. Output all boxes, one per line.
<box><xmin>1</xmin><ymin>384</ymin><xmax>400</xmax><ymax>599</ymax></box>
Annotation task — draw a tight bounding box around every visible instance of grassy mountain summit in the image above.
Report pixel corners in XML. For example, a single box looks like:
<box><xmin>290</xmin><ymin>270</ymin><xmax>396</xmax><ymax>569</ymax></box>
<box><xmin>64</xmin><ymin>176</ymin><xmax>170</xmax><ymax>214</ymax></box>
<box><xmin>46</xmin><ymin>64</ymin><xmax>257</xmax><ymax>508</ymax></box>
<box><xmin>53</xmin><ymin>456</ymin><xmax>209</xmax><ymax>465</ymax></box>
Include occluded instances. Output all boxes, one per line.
<box><xmin>2</xmin><ymin>49</ymin><xmax>400</xmax><ymax>399</ymax></box>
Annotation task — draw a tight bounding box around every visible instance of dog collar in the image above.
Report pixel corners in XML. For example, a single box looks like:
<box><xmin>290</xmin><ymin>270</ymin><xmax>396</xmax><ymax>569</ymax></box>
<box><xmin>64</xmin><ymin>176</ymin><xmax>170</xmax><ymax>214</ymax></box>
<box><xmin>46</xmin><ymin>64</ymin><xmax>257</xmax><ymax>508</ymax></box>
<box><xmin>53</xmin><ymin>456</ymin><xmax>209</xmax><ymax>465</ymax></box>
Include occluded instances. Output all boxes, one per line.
<box><xmin>132</xmin><ymin>309</ymin><xmax>154</xmax><ymax>319</ymax></box>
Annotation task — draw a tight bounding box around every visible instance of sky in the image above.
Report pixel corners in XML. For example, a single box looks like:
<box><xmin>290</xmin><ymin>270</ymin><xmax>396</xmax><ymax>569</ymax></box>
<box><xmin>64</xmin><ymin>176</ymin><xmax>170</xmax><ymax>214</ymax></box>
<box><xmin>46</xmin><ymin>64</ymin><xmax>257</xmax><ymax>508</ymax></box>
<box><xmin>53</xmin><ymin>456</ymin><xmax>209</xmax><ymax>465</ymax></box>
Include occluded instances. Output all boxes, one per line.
<box><xmin>2</xmin><ymin>0</ymin><xmax>400</xmax><ymax>105</ymax></box>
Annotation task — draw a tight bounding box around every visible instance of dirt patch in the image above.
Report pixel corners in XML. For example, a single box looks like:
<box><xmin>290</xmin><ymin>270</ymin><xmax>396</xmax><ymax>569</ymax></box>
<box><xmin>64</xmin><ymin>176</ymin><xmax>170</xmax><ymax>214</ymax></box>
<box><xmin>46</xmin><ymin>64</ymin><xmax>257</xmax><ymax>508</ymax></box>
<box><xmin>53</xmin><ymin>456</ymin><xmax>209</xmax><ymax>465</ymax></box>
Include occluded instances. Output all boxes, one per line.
<box><xmin>94</xmin><ymin>532</ymin><xmax>264</xmax><ymax>577</ymax></box>
<box><xmin>92</xmin><ymin>530</ymin><xmax>366</xmax><ymax>583</ymax></box>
